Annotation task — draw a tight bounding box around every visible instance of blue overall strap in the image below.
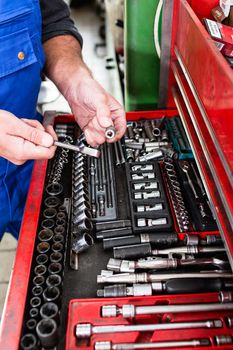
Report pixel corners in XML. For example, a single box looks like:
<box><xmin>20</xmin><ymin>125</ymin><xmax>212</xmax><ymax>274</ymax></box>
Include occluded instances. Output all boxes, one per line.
<box><xmin>0</xmin><ymin>0</ymin><xmax>45</xmax><ymax>239</ymax></box>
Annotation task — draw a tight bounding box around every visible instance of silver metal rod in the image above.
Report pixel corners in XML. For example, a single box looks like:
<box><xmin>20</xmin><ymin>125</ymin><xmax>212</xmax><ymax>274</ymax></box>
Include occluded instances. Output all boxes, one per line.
<box><xmin>102</xmin><ymin>303</ymin><xmax>233</xmax><ymax>318</ymax></box>
<box><xmin>54</xmin><ymin>141</ymin><xmax>100</xmax><ymax>158</ymax></box>
<box><xmin>76</xmin><ymin>320</ymin><xmax>221</xmax><ymax>339</ymax></box>
<box><xmin>97</xmin><ymin>272</ymin><xmax>233</xmax><ymax>284</ymax></box>
<box><xmin>95</xmin><ymin>338</ymin><xmax>210</xmax><ymax>350</ymax></box>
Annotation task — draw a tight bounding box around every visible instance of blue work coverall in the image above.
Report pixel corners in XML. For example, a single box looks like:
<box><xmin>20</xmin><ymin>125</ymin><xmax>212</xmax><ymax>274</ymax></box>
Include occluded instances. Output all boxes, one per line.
<box><xmin>0</xmin><ymin>0</ymin><xmax>45</xmax><ymax>239</ymax></box>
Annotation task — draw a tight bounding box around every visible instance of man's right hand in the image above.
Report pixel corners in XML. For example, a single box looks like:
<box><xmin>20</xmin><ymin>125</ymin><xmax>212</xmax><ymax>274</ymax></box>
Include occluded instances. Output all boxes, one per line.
<box><xmin>0</xmin><ymin>110</ymin><xmax>56</xmax><ymax>165</ymax></box>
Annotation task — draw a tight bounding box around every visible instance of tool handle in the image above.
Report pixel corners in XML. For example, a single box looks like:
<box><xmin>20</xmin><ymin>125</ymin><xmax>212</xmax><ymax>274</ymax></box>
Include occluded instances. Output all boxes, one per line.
<box><xmin>145</xmin><ymin>233</ymin><xmax>178</xmax><ymax>246</ymax></box>
<box><xmin>165</xmin><ymin>278</ymin><xmax>223</xmax><ymax>294</ymax></box>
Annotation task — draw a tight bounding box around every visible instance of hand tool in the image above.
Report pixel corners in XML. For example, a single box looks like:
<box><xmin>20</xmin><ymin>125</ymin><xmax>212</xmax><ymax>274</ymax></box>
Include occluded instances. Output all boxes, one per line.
<box><xmin>43</xmin><ymin>286</ymin><xmax>60</xmax><ymax>305</ymax></box>
<box><xmin>143</xmin><ymin>121</ymin><xmax>155</xmax><ymax>141</ymax></box>
<box><xmin>134</xmin><ymin>191</ymin><xmax>160</xmax><ymax>199</ymax></box>
<box><xmin>72</xmin><ymin>233</ymin><xmax>94</xmax><ymax>253</ymax></box>
<box><xmin>38</xmin><ymin>228</ymin><xmax>53</xmax><ymax>242</ymax></box>
<box><xmin>32</xmin><ymin>286</ymin><xmax>43</xmax><ymax>297</ymax></box>
<box><xmin>97</xmin><ymin>278</ymin><xmax>233</xmax><ymax>297</ymax></box>
<box><xmin>30</xmin><ymin>297</ymin><xmax>41</xmax><ymax>309</ymax></box>
<box><xmin>48</xmin><ymin>262</ymin><xmax>62</xmax><ymax>275</ymax></box>
<box><xmin>94</xmin><ymin>339</ymin><xmax>210</xmax><ymax>350</ymax></box>
<box><xmin>20</xmin><ymin>334</ymin><xmax>38</xmax><ymax>350</ymax></box>
<box><xmin>53</xmin><ymin>234</ymin><xmax>65</xmax><ymax>243</ymax></box>
<box><xmin>40</xmin><ymin>302</ymin><xmax>59</xmax><ymax>323</ymax></box>
<box><xmin>139</xmin><ymin>150</ymin><xmax>163</xmax><ymax>162</ymax></box>
<box><xmin>106</xmin><ymin>143</ymin><xmax>114</xmax><ymax>207</ymax></box>
<box><xmin>132</xmin><ymin>173</ymin><xmax>155</xmax><ymax>180</ymax></box>
<box><xmin>114</xmin><ymin>142</ymin><xmax>121</xmax><ymax>166</ymax></box>
<box><xmin>219</xmin><ymin>291</ymin><xmax>233</xmax><ymax>303</ymax></box>
<box><xmin>125</xmin><ymin>148</ymin><xmax>135</xmax><ymax>162</ymax></box>
<box><xmin>117</xmin><ymin>140</ymin><xmax>126</xmax><ymax>164</ymax></box>
<box><xmin>26</xmin><ymin>319</ymin><xmax>37</xmax><ymax>331</ymax></box>
<box><xmin>29</xmin><ymin>308</ymin><xmax>39</xmax><ymax>319</ymax></box>
<box><xmin>98</xmin><ymin>194</ymin><xmax>106</xmax><ymax>216</ymax></box>
<box><xmin>36</xmin><ymin>318</ymin><xmax>58</xmax><ymax>348</ymax></box>
<box><xmin>37</xmin><ymin>242</ymin><xmax>50</xmax><ymax>254</ymax></box>
<box><xmin>44</xmin><ymin>196</ymin><xmax>61</xmax><ymax>208</ymax></box>
<box><xmin>107</xmin><ymin>257</ymin><xmax>228</xmax><ymax>273</ymax></box>
<box><xmin>36</xmin><ymin>254</ymin><xmax>48</xmax><ymax>265</ymax></box>
<box><xmin>96</xmin><ymin>227</ymin><xmax>133</xmax><ymax>240</ymax></box>
<box><xmin>97</xmin><ymin>271</ymin><xmax>233</xmax><ymax>284</ymax></box>
<box><xmin>34</xmin><ymin>265</ymin><xmax>47</xmax><ymax>276</ymax></box>
<box><xmin>52</xmin><ymin>242</ymin><xmax>64</xmax><ymax>253</ymax></box>
<box><xmin>90</xmin><ymin>157</ymin><xmax>97</xmax><ymax>217</ymax></box>
<box><xmin>73</xmin><ymin>218</ymin><xmax>93</xmax><ymax>234</ymax></box>
<box><xmin>46</xmin><ymin>182</ymin><xmax>63</xmax><ymax>196</ymax></box>
<box><xmin>151</xmin><ymin>116</ymin><xmax>166</xmax><ymax>137</ymax></box>
<box><xmin>54</xmin><ymin>140</ymin><xmax>100</xmax><ymax>158</ymax></box>
<box><xmin>190</xmin><ymin>162</ymin><xmax>206</xmax><ymax>197</ymax></box>
<box><xmin>76</xmin><ymin>319</ymin><xmax>222</xmax><ymax>339</ymax></box>
<box><xmin>33</xmin><ymin>275</ymin><xmax>45</xmax><ymax>287</ymax></box>
<box><xmin>102</xmin><ymin>302</ymin><xmax>233</xmax><ymax>318</ymax></box>
<box><xmin>96</xmin><ymin>220</ymin><xmax>131</xmax><ymax>232</ymax></box>
<box><xmin>215</xmin><ymin>335</ymin><xmax>232</xmax><ymax>345</ymax></box>
<box><xmin>131</xmin><ymin>164</ymin><xmax>153</xmax><ymax>171</ymax></box>
<box><xmin>134</xmin><ymin>182</ymin><xmax>158</xmax><ymax>190</ymax></box>
<box><xmin>43</xmin><ymin>207</ymin><xmax>57</xmax><ymax>219</ymax></box>
<box><xmin>50</xmin><ymin>252</ymin><xmax>63</xmax><ymax>263</ymax></box>
<box><xmin>137</xmin><ymin>204</ymin><xmax>163</xmax><ymax>212</ymax></box>
<box><xmin>41</xmin><ymin>218</ymin><xmax>55</xmax><ymax>229</ymax></box>
<box><xmin>105</xmin><ymin>126</ymin><xmax>116</xmax><ymax>139</ymax></box>
<box><xmin>137</xmin><ymin>218</ymin><xmax>167</xmax><ymax>227</ymax></box>
<box><xmin>103</xmin><ymin>233</ymin><xmax>178</xmax><ymax>251</ymax></box>
<box><xmin>180</xmin><ymin>161</ymin><xmax>199</xmax><ymax>199</ymax></box>
<box><xmin>46</xmin><ymin>274</ymin><xmax>62</xmax><ymax>288</ymax></box>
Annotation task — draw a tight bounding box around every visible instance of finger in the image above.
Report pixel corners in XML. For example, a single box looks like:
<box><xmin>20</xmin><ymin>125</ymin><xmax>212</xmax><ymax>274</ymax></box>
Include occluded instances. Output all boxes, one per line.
<box><xmin>84</xmin><ymin>117</ymin><xmax>106</xmax><ymax>146</ymax></box>
<box><xmin>21</xmin><ymin>140</ymin><xmax>55</xmax><ymax>160</ymax></box>
<box><xmin>111</xmin><ymin>108</ymin><xmax>127</xmax><ymax>140</ymax></box>
<box><xmin>46</xmin><ymin>125</ymin><xmax>57</xmax><ymax>141</ymax></box>
<box><xmin>96</xmin><ymin>103</ymin><xmax>113</xmax><ymax>129</ymax></box>
<box><xmin>8</xmin><ymin>118</ymin><xmax>54</xmax><ymax>147</ymax></box>
<box><xmin>21</xmin><ymin>119</ymin><xmax>45</xmax><ymax>131</ymax></box>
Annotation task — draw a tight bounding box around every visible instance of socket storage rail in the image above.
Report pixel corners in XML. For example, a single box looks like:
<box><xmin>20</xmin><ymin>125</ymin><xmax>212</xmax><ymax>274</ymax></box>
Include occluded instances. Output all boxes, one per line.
<box><xmin>1</xmin><ymin>1</ymin><xmax>233</xmax><ymax>350</ymax></box>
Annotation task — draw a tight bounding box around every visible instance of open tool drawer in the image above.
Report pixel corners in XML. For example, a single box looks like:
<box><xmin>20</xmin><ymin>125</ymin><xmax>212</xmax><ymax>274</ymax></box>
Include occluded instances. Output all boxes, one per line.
<box><xmin>1</xmin><ymin>1</ymin><xmax>233</xmax><ymax>350</ymax></box>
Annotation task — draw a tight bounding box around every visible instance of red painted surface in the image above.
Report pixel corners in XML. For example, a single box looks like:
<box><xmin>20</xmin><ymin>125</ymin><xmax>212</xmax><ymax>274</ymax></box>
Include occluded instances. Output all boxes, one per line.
<box><xmin>0</xmin><ymin>160</ymin><xmax>48</xmax><ymax>350</ymax></box>
<box><xmin>189</xmin><ymin>0</ymin><xmax>218</xmax><ymax>20</ymax></box>
<box><xmin>66</xmin><ymin>294</ymin><xmax>232</xmax><ymax>350</ymax></box>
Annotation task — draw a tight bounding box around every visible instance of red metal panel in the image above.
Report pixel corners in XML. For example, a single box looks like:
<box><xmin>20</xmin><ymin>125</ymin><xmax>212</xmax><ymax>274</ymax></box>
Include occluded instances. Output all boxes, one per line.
<box><xmin>175</xmin><ymin>0</ymin><xmax>233</xmax><ymax>175</ymax></box>
<box><xmin>189</xmin><ymin>0</ymin><xmax>218</xmax><ymax>19</ymax></box>
<box><xmin>0</xmin><ymin>160</ymin><xmax>48</xmax><ymax>350</ymax></box>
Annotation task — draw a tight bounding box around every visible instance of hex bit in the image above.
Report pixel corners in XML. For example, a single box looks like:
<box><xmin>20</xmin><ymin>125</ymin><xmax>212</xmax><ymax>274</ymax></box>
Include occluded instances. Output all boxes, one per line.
<box><xmin>76</xmin><ymin>319</ymin><xmax>222</xmax><ymax>339</ymax></box>
<box><xmin>94</xmin><ymin>339</ymin><xmax>210</xmax><ymax>350</ymax></box>
<box><xmin>102</xmin><ymin>303</ymin><xmax>233</xmax><ymax>318</ymax></box>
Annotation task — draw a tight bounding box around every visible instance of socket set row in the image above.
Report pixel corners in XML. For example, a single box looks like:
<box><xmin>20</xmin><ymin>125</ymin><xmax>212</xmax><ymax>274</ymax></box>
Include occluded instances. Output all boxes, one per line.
<box><xmin>88</xmin><ymin>143</ymin><xmax>117</xmax><ymax>221</ymax></box>
<box><xmin>66</xmin><ymin>294</ymin><xmax>233</xmax><ymax>350</ymax></box>
<box><xmin>125</xmin><ymin>161</ymin><xmax>173</xmax><ymax>233</ymax></box>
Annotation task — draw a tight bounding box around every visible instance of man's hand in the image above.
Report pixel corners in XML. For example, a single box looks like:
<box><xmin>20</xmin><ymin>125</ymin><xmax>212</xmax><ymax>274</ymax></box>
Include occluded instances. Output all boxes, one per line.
<box><xmin>0</xmin><ymin>110</ymin><xmax>56</xmax><ymax>165</ymax></box>
<box><xmin>65</xmin><ymin>76</ymin><xmax>126</xmax><ymax>147</ymax></box>
<box><xmin>43</xmin><ymin>36</ymin><xmax>127</xmax><ymax>147</ymax></box>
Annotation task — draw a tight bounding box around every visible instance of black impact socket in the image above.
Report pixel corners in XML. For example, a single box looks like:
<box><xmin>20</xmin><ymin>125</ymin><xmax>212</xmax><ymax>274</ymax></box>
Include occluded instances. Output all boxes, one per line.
<box><xmin>113</xmin><ymin>243</ymin><xmax>152</xmax><ymax>259</ymax></box>
<box><xmin>56</xmin><ymin>211</ymin><xmax>67</xmax><ymax>221</ymax></box>
<box><xmin>43</xmin><ymin>207</ymin><xmax>57</xmax><ymax>219</ymax></box>
<box><xmin>32</xmin><ymin>285</ymin><xmax>43</xmax><ymax>297</ymax></box>
<box><xmin>34</xmin><ymin>264</ymin><xmax>47</xmax><ymax>276</ymax></box>
<box><xmin>50</xmin><ymin>252</ymin><xmax>63</xmax><ymax>263</ymax></box>
<box><xmin>54</xmin><ymin>225</ymin><xmax>65</xmax><ymax>235</ymax></box>
<box><xmin>103</xmin><ymin>235</ymin><xmax>140</xmax><ymax>250</ymax></box>
<box><xmin>33</xmin><ymin>275</ymin><xmax>45</xmax><ymax>287</ymax></box>
<box><xmin>96</xmin><ymin>219</ymin><xmax>131</xmax><ymax>232</ymax></box>
<box><xmin>36</xmin><ymin>318</ymin><xmax>58</xmax><ymax>348</ymax></box>
<box><xmin>20</xmin><ymin>333</ymin><xmax>38</xmax><ymax>350</ymax></box>
<box><xmin>43</xmin><ymin>286</ymin><xmax>60</xmax><ymax>306</ymax></box>
<box><xmin>36</xmin><ymin>254</ymin><xmax>49</xmax><ymax>265</ymax></box>
<box><xmin>56</xmin><ymin>218</ymin><xmax>66</xmax><ymax>227</ymax></box>
<box><xmin>48</xmin><ymin>262</ymin><xmax>62</xmax><ymax>275</ymax></box>
<box><xmin>52</xmin><ymin>234</ymin><xmax>65</xmax><ymax>244</ymax></box>
<box><xmin>44</xmin><ymin>196</ymin><xmax>60</xmax><ymax>208</ymax></box>
<box><xmin>40</xmin><ymin>302</ymin><xmax>59</xmax><ymax>324</ymax></box>
<box><xmin>38</xmin><ymin>229</ymin><xmax>53</xmax><ymax>242</ymax></box>
<box><xmin>41</xmin><ymin>219</ymin><xmax>55</xmax><ymax>230</ymax></box>
<box><xmin>30</xmin><ymin>296</ymin><xmax>41</xmax><ymax>309</ymax></box>
<box><xmin>46</xmin><ymin>274</ymin><xmax>62</xmax><ymax>288</ymax></box>
<box><xmin>29</xmin><ymin>308</ymin><xmax>39</xmax><ymax>319</ymax></box>
<box><xmin>26</xmin><ymin>319</ymin><xmax>37</xmax><ymax>332</ymax></box>
<box><xmin>96</xmin><ymin>227</ymin><xmax>133</xmax><ymax>240</ymax></box>
<box><xmin>52</xmin><ymin>242</ymin><xmax>64</xmax><ymax>253</ymax></box>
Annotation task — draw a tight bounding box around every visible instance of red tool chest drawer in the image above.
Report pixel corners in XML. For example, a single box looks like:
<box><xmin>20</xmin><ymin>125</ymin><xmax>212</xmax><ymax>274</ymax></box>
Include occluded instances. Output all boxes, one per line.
<box><xmin>1</xmin><ymin>1</ymin><xmax>233</xmax><ymax>350</ymax></box>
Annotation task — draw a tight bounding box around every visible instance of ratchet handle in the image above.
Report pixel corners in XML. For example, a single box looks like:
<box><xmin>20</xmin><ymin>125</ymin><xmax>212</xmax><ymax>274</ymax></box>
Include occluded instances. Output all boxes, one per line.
<box><xmin>165</xmin><ymin>278</ymin><xmax>223</xmax><ymax>294</ymax></box>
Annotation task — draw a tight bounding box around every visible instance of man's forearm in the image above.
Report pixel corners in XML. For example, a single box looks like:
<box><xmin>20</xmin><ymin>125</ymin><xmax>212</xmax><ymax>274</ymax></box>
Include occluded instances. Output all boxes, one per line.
<box><xmin>43</xmin><ymin>35</ymin><xmax>91</xmax><ymax>99</ymax></box>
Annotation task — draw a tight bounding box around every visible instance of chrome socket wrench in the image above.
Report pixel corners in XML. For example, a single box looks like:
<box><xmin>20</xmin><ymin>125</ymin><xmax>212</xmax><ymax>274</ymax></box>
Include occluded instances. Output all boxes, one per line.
<box><xmin>76</xmin><ymin>319</ymin><xmax>222</xmax><ymax>339</ymax></box>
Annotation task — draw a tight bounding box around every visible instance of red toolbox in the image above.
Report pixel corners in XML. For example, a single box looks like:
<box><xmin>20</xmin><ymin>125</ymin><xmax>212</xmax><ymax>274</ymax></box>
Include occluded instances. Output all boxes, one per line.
<box><xmin>1</xmin><ymin>1</ymin><xmax>233</xmax><ymax>349</ymax></box>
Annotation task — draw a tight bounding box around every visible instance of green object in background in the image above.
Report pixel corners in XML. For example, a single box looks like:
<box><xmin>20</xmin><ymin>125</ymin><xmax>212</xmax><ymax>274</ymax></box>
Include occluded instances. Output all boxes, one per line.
<box><xmin>124</xmin><ymin>0</ymin><xmax>162</xmax><ymax>111</ymax></box>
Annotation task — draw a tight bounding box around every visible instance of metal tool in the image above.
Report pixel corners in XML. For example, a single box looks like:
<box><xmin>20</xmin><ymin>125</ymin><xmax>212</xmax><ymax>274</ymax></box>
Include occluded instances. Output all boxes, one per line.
<box><xmin>102</xmin><ymin>302</ymin><xmax>233</xmax><ymax>318</ymax></box>
<box><xmin>97</xmin><ymin>271</ymin><xmax>233</xmax><ymax>284</ymax></box>
<box><xmin>137</xmin><ymin>203</ymin><xmax>163</xmax><ymax>212</ymax></box>
<box><xmin>76</xmin><ymin>319</ymin><xmax>221</xmax><ymax>339</ymax></box>
<box><xmin>117</xmin><ymin>140</ymin><xmax>125</xmax><ymax>164</ymax></box>
<box><xmin>54</xmin><ymin>140</ymin><xmax>100</xmax><ymax>158</ymax></box>
<box><xmin>134</xmin><ymin>191</ymin><xmax>160</xmax><ymax>199</ymax></box>
<box><xmin>105</xmin><ymin>126</ymin><xmax>116</xmax><ymax>139</ymax></box>
<box><xmin>20</xmin><ymin>334</ymin><xmax>38</xmax><ymax>350</ymax></box>
<box><xmin>114</xmin><ymin>142</ymin><xmax>121</xmax><ymax>166</ymax></box>
<box><xmin>180</xmin><ymin>161</ymin><xmax>199</xmax><ymax>199</ymax></box>
<box><xmin>94</xmin><ymin>339</ymin><xmax>210</xmax><ymax>350</ymax></box>
<box><xmin>36</xmin><ymin>318</ymin><xmax>58</xmax><ymax>348</ymax></box>
<box><xmin>97</xmin><ymin>278</ymin><xmax>233</xmax><ymax>297</ymax></box>
<box><xmin>107</xmin><ymin>257</ymin><xmax>228</xmax><ymax>273</ymax></box>
<box><xmin>215</xmin><ymin>335</ymin><xmax>233</xmax><ymax>345</ymax></box>
<box><xmin>137</xmin><ymin>218</ymin><xmax>167</xmax><ymax>227</ymax></box>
